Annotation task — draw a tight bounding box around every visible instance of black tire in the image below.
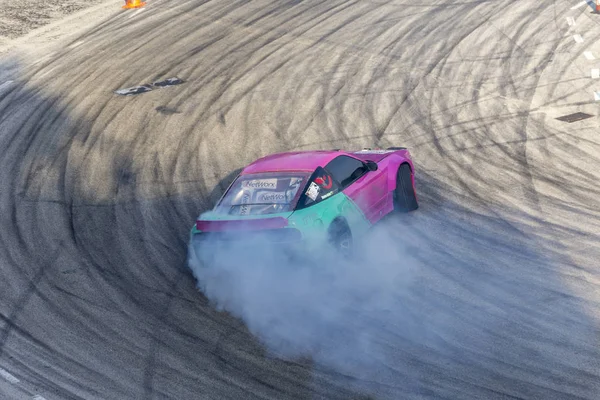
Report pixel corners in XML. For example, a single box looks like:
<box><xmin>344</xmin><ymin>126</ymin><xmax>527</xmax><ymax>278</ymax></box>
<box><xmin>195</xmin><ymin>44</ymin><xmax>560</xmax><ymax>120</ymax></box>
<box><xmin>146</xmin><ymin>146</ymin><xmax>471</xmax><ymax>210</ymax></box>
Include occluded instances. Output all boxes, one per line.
<box><xmin>328</xmin><ymin>219</ymin><xmax>353</xmax><ymax>258</ymax></box>
<box><xmin>394</xmin><ymin>163</ymin><xmax>418</xmax><ymax>212</ymax></box>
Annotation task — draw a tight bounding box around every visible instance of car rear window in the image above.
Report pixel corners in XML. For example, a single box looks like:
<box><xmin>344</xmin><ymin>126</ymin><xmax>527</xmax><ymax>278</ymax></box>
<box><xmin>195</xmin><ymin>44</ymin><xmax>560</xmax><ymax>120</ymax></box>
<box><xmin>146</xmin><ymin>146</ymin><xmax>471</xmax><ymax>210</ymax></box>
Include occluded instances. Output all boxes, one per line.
<box><xmin>215</xmin><ymin>173</ymin><xmax>310</xmax><ymax>216</ymax></box>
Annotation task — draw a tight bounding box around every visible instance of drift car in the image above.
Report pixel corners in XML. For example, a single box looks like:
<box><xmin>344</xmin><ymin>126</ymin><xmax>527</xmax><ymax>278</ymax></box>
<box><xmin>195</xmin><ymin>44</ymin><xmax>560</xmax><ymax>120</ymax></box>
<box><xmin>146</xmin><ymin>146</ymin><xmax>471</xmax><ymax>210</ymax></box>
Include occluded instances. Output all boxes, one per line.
<box><xmin>189</xmin><ymin>148</ymin><xmax>418</xmax><ymax>264</ymax></box>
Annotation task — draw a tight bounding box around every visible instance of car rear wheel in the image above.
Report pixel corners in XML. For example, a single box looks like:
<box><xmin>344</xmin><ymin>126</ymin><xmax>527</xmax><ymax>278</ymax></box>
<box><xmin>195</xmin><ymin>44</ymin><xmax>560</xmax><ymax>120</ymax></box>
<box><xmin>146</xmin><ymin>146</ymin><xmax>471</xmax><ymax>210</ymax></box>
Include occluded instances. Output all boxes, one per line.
<box><xmin>394</xmin><ymin>163</ymin><xmax>418</xmax><ymax>212</ymax></box>
<box><xmin>328</xmin><ymin>220</ymin><xmax>353</xmax><ymax>258</ymax></box>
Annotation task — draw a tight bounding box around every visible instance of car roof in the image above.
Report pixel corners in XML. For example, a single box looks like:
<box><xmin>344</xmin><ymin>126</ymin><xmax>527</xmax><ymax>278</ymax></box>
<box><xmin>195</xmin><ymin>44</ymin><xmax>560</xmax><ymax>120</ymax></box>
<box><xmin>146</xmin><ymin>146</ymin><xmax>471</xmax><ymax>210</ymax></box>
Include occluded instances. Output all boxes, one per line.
<box><xmin>241</xmin><ymin>150</ymin><xmax>346</xmax><ymax>174</ymax></box>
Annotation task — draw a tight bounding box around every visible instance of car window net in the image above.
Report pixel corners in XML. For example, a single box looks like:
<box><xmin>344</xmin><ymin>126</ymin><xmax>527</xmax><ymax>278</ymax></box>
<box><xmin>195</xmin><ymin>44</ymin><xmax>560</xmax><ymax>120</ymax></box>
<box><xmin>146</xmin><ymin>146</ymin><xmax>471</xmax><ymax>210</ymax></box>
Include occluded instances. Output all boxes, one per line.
<box><xmin>216</xmin><ymin>175</ymin><xmax>307</xmax><ymax>215</ymax></box>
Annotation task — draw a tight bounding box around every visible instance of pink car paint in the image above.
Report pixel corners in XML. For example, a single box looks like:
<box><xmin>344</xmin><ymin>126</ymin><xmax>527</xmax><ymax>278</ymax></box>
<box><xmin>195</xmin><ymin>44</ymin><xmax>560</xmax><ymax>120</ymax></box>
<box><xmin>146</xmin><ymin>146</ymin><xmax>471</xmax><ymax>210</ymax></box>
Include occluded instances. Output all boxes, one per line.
<box><xmin>236</xmin><ymin>148</ymin><xmax>415</xmax><ymax>225</ymax></box>
<box><xmin>345</xmin><ymin>149</ymin><xmax>414</xmax><ymax>224</ymax></box>
<box><xmin>242</xmin><ymin>151</ymin><xmax>343</xmax><ymax>174</ymax></box>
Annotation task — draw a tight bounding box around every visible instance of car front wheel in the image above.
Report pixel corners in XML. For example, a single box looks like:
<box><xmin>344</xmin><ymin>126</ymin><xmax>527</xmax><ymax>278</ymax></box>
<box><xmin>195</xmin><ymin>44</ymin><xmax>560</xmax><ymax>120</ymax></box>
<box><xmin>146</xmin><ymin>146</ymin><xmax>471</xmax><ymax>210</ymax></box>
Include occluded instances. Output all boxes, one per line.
<box><xmin>328</xmin><ymin>220</ymin><xmax>353</xmax><ymax>259</ymax></box>
<box><xmin>394</xmin><ymin>163</ymin><xmax>418</xmax><ymax>212</ymax></box>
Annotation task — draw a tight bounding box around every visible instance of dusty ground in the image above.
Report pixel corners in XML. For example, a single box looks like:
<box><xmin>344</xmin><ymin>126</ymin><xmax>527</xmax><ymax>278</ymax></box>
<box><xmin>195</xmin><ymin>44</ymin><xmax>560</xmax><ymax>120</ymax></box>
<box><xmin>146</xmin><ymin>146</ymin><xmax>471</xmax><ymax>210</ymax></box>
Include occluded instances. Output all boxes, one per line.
<box><xmin>0</xmin><ymin>0</ymin><xmax>119</xmax><ymax>83</ymax></box>
<box><xmin>0</xmin><ymin>0</ymin><xmax>109</xmax><ymax>44</ymax></box>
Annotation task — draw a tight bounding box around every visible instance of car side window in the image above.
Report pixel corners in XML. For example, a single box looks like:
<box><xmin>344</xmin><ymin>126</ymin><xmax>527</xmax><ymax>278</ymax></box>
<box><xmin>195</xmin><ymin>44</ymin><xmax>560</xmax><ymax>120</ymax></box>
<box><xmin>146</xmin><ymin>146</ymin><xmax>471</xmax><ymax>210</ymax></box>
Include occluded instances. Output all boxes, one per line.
<box><xmin>324</xmin><ymin>155</ymin><xmax>367</xmax><ymax>188</ymax></box>
<box><xmin>297</xmin><ymin>167</ymin><xmax>340</xmax><ymax>209</ymax></box>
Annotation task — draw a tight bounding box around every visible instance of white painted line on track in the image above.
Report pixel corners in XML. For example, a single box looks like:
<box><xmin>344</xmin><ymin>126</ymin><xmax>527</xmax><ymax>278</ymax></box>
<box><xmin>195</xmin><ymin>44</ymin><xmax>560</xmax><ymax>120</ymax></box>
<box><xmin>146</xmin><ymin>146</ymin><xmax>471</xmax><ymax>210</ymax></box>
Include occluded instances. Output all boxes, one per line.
<box><xmin>0</xmin><ymin>368</ymin><xmax>20</xmax><ymax>384</ymax></box>
<box><xmin>69</xmin><ymin>40</ymin><xmax>85</xmax><ymax>48</ymax></box>
<box><xmin>571</xmin><ymin>1</ymin><xmax>588</xmax><ymax>9</ymax></box>
<box><xmin>592</xmin><ymin>69</ymin><xmax>600</xmax><ymax>78</ymax></box>
<box><xmin>584</xmin><ymin>51</ymin><xmax>595</xmax><ymax>60</ymax></box>
<box><xmin>567</xmin><ymin>17</ymin><xmax>576</xmax><ymax>26</ymax></box>
<box><xmin>574</xmin><ymin>34</ymin><xmax>584</xmax><ymax>43</ymax></box>
<box><xmin>594</xmin><ymin>91</ymin><xmax>600</xmax><ymax>101</ymax></box>
<box><xmin>32</xmin><ymin>395</ymin><xmax>47</xmax><ymax>400</ymax></box>
<box><xmin>128</xmin><ymin>8</ymin><xmax>145</xmax><ymax>19</ymax></box>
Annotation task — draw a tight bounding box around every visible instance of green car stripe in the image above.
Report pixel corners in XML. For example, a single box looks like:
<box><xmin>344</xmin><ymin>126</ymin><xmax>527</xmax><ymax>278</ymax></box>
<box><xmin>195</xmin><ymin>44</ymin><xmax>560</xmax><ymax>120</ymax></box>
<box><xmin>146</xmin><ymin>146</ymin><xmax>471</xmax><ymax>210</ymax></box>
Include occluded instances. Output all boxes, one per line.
<box><xmin>191</xmin><ymin>192</ymin><xmax>370</xmax><ymax>244</ymax></box>
<box><xmin>287</xmin><ymin>192</ymin><xmax>370</xmax><ymax>244</ymax></box>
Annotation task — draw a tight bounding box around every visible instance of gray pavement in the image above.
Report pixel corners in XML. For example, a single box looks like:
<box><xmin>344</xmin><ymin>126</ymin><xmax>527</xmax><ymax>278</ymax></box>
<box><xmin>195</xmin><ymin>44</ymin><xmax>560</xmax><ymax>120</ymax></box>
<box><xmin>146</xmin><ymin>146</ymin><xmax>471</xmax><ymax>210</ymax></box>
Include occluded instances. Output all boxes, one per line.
<box><xmin>0</xmin><ymin>0</ymin><xmax>600</xmax><ymax>399</ymax></box>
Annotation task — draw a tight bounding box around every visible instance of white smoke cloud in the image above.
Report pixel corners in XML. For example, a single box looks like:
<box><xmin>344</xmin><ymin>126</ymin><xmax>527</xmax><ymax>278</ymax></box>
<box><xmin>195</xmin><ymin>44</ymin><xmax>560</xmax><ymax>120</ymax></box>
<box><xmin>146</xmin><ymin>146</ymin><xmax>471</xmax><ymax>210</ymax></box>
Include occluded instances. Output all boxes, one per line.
<box><xmin>188</xmin><ymin>175</ymin><xmax>593</xmax><ymax>400</ymax></box>
<box><xmin>188</xmin><ymin>215</ymin><xmax>423</xmax><ymax>396</ymax></box>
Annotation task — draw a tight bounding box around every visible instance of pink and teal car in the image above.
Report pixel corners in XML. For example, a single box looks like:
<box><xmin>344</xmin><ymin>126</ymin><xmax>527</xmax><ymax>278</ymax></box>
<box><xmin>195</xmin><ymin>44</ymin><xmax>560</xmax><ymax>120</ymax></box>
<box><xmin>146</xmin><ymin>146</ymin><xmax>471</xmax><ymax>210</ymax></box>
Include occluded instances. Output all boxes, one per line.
<box><xmin>189</xmin><ymin>147</ymin><xmax>418</xmax><ymax>263</ymax></box>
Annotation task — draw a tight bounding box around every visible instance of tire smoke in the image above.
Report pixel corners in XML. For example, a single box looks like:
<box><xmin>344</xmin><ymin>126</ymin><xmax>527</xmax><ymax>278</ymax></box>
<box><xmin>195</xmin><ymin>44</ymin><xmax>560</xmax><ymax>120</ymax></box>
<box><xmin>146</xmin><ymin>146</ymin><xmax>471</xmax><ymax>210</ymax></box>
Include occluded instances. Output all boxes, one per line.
<box><xmin>188</xmin><ymin>216</ymin><xmax>422</xmax><ymax>396</ymax></box>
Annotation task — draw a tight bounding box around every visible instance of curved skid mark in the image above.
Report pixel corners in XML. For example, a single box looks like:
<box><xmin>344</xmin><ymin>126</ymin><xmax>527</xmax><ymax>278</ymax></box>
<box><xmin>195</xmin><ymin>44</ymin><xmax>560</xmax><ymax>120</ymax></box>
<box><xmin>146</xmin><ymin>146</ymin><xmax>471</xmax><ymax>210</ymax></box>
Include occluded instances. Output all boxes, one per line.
<box><xmin>0</xmin><ymin>0</ymin><xmax>599</xmax><ymax>399</ymax></box>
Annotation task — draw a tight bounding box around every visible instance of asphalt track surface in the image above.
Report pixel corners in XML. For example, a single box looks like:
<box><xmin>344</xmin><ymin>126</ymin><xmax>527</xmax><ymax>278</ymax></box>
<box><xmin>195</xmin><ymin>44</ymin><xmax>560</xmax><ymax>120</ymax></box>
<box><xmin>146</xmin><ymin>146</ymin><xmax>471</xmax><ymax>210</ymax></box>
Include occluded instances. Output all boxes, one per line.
<box><xmin>1</xmin><ymin>0</ymin><xmax>600</xmax><ymax>399</ymax></box>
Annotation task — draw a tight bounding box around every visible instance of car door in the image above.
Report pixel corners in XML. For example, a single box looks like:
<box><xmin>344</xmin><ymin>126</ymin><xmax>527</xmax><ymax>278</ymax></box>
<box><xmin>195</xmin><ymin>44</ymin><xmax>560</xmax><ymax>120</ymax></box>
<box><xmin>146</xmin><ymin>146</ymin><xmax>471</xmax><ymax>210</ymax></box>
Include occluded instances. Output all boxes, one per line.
<box><xmin>324</xmin><ymin>155</ymin><xmax>387</xmax><ymax>223</ymax></box>
<box><xmin>293</xmin><ymin>166</ymin><xmax>370</xmax><ymax>248</ymax></box>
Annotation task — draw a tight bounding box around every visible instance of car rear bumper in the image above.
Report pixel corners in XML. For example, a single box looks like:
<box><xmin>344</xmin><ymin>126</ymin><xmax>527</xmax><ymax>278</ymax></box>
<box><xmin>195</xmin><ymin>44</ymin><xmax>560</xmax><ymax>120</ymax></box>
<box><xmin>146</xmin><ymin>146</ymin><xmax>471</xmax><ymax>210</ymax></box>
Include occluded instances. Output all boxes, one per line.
<box><xmin>188</xmin><ymin>227</ymin><xmax>309</xmax><ymax>267</ymax></box>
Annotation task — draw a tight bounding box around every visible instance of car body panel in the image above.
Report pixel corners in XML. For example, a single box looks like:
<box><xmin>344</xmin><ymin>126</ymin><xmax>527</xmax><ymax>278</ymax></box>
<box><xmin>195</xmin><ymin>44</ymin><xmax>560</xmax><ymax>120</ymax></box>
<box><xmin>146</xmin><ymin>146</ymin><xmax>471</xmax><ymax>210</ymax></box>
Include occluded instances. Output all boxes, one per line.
<box><xmin>194</xmin><ymin>209</ymin><xmax>294</xmax><ymax>221</ymax></box>
<box><xmin>342</xmin><ymin>161</ymin><xmax>390</xmax><ymax>224</ymax></box>
<box><xmin>190</xmin><ymin>148</ymin><xmax>416</xmax><ymax>265</ymax></box>
<box><xmin>349</xmin><ymin>149</ymin><xmax>415</xmax><ymax>191</ymax></box>
<box><xmin>287</xmin><ymin>191</ymin><xmax>371</xmax><ymax>249</ymax></box>
<box><xmin>342</xmin><ymin>149</ymin><xmax>415</xmax><ymax>223</ymax></box>
<box><xmin>191</xmin><ymin>193</ymin><xmax>370</xmax><ymax>239</ymax></box>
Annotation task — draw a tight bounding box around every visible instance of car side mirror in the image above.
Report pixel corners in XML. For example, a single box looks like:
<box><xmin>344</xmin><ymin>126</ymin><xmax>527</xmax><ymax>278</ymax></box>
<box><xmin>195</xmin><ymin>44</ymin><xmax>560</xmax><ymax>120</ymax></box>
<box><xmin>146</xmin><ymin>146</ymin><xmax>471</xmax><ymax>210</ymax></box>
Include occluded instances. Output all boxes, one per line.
<box><xmin>365</xmin><ymin>160</ymin><xmax>378</xmax><ymax>171</ymax></box>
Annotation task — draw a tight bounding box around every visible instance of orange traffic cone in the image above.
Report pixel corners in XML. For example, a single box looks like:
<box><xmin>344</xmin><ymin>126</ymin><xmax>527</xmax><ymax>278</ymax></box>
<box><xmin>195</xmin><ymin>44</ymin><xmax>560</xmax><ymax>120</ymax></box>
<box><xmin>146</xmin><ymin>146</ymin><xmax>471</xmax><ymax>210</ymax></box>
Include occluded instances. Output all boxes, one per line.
<box><xmin>123</xmin><ymin>0</ymin><xmax>146</xmax><ymax>9</ymax></box>
<box><xmin>597</xmin><ymin>0</ymin><xmax>600</xmax><ymax>13</ymax></box>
